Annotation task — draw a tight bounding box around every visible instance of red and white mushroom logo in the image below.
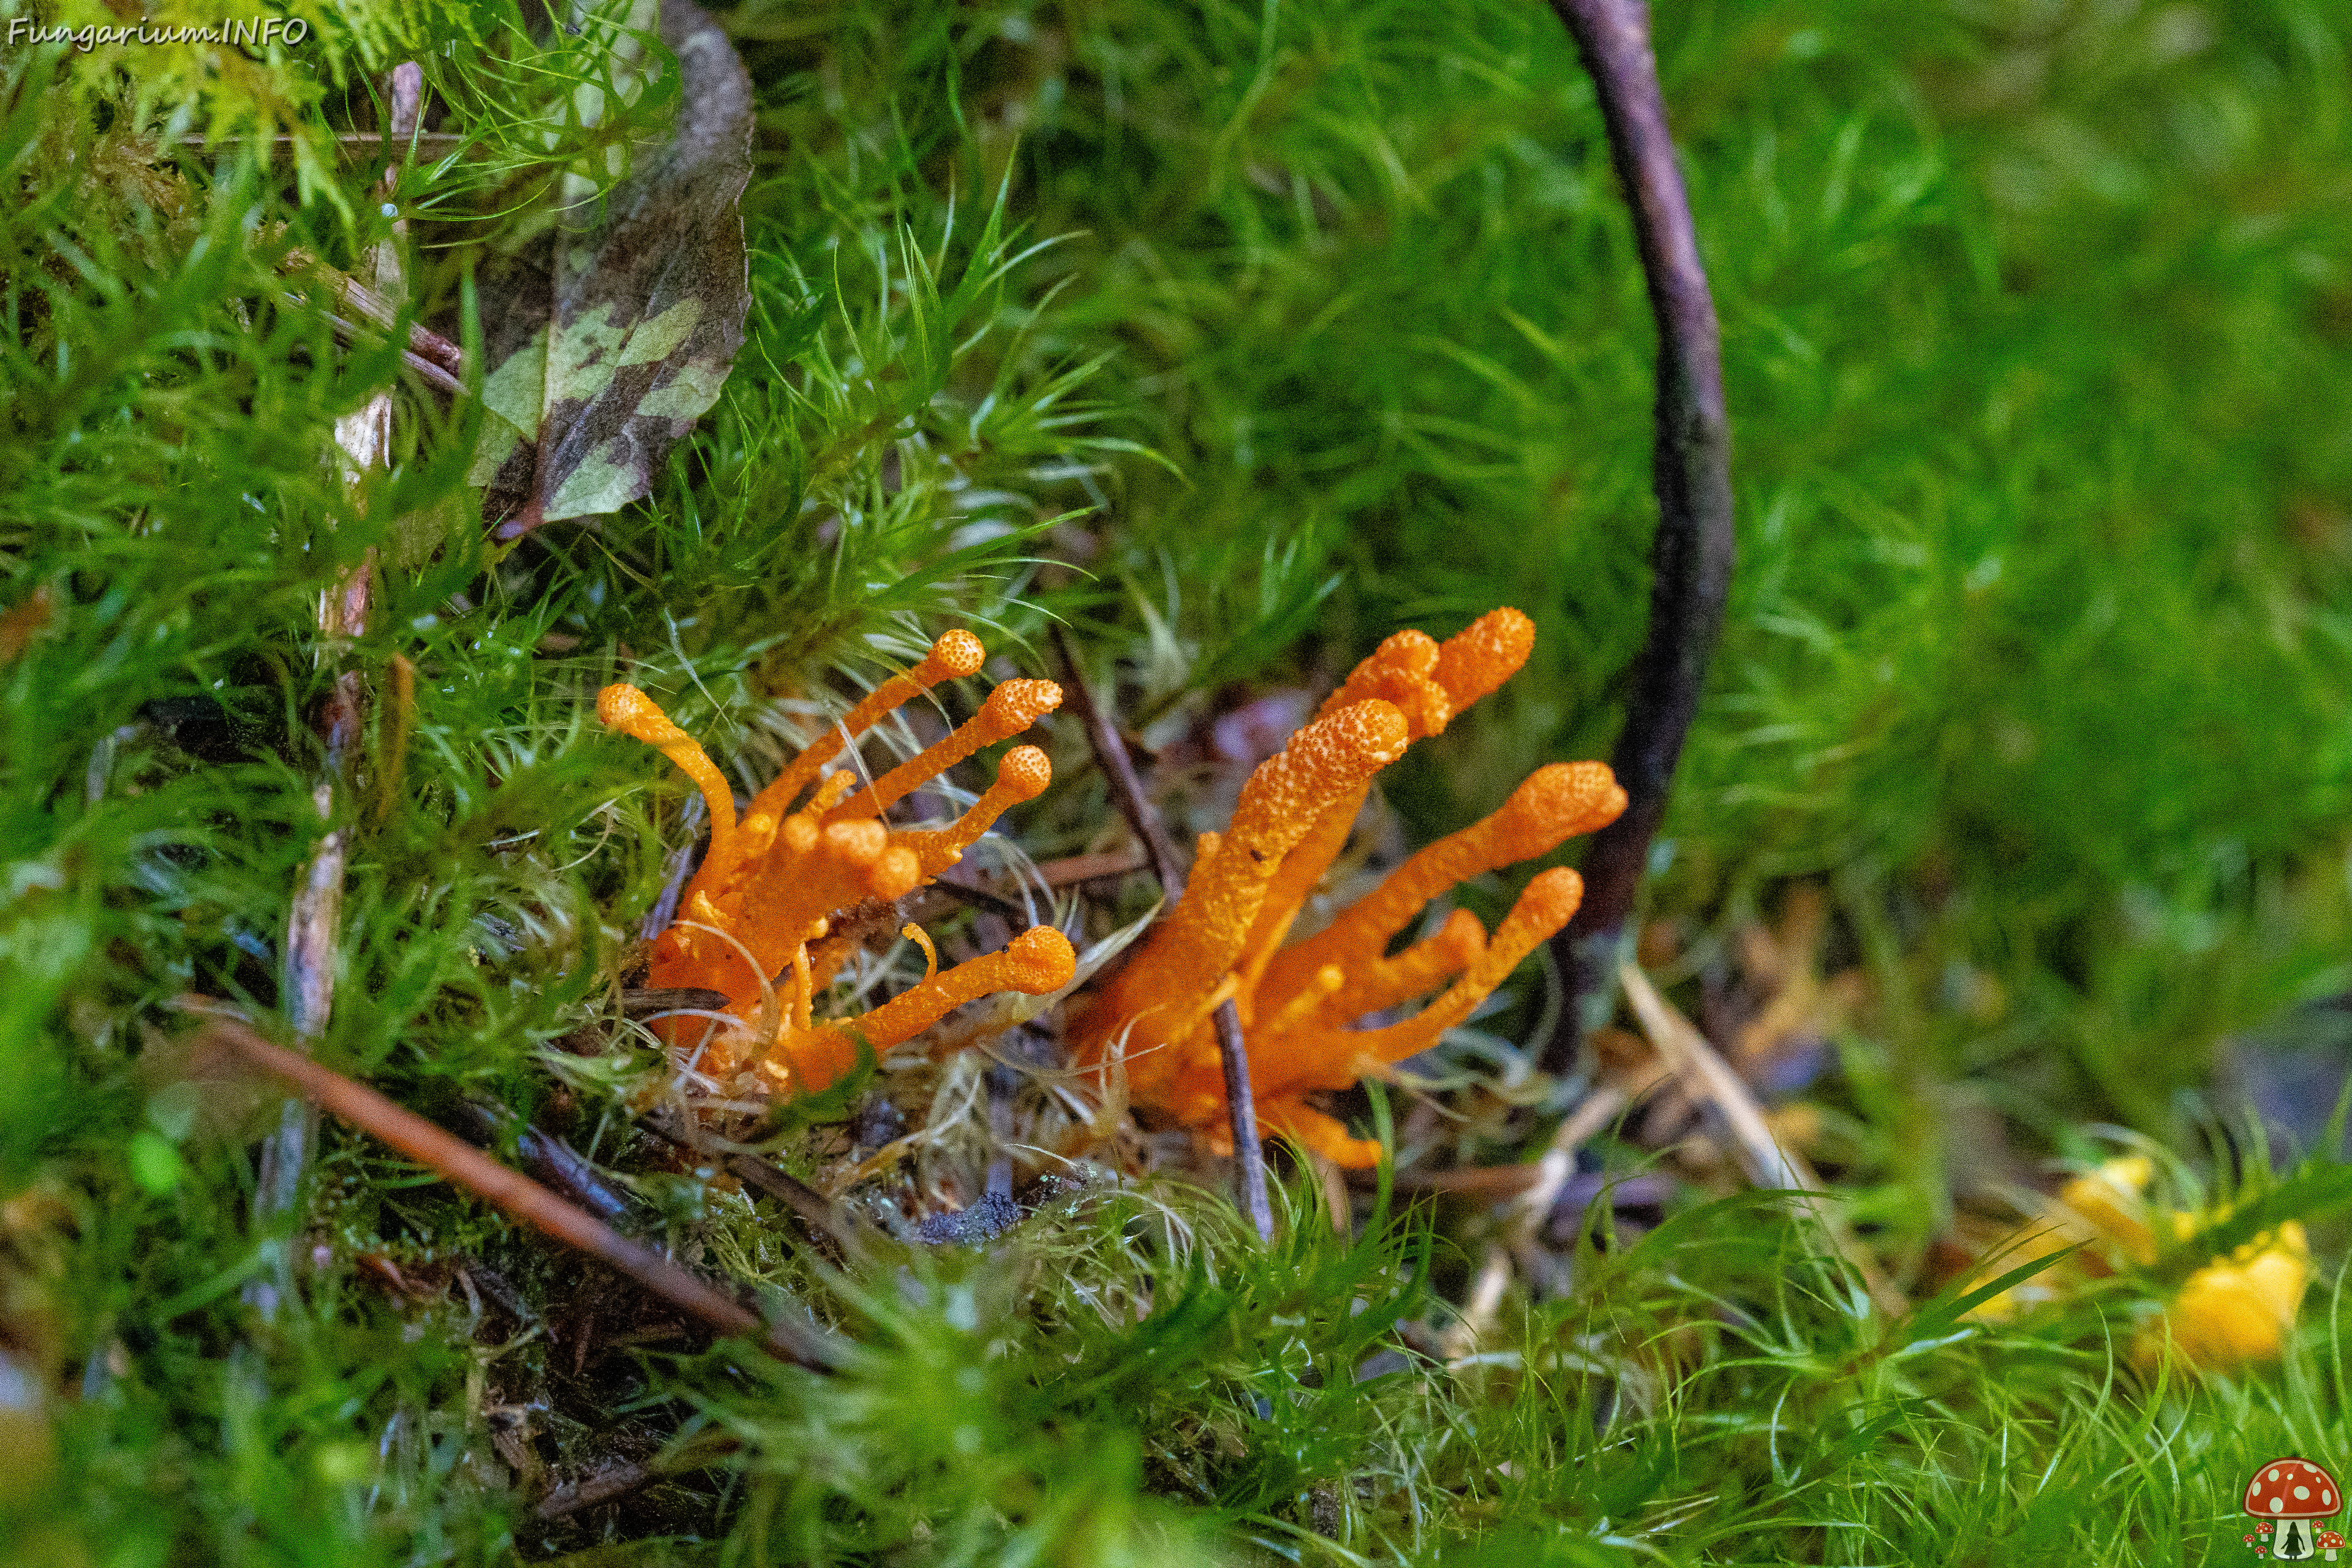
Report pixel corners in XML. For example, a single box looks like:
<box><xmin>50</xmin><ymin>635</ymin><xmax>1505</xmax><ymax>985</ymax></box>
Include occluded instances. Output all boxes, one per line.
<box><xmin>2245</xmin><ymin>1458</ymin><xmax>2342</xmax><ymax>1561</ymax></box>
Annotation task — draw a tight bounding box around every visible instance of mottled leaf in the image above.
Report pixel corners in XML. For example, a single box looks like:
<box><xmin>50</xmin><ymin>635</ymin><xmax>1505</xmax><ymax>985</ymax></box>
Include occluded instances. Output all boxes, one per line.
<box><xmin>469</xmin><ymin>0</ymin><xmax>753</xmax><ymax>538</ymax></box>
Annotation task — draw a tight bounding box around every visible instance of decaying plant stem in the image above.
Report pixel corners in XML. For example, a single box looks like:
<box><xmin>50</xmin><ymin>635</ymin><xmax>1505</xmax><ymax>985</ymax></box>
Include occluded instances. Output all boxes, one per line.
<box><xmin>535</xmin><ymin>1459</ymin><xmax>658</xmax><ymax>1520</ymax></box>
<box><xmin>1541</xmin><ymin>0</ymin><xmax>1736</xmax><ymax>1071</ymax></box>
<box><xmin>249</xmin><ymin>63</ymin><xmax>427</xmax><ymax>1305</ymax></box>
<box><xmin>1616</xmin><ymin>963</ymin><xmax>1903</xmax><ymax>1314</ymax></box>
<box><xmin>1053</xmin><ymin>627</ymin><xmax>1276</xmax><ymax>1242</ymax></box>
<box><xmin>1052</xmin><ymin>627</ymin><xmax>1186</xmax><ymax>895</ymax></box>
<box><xmin>187</xmin><ymin>1008</ymin><xmax>839</xmax><ymax>1370</ymax></box>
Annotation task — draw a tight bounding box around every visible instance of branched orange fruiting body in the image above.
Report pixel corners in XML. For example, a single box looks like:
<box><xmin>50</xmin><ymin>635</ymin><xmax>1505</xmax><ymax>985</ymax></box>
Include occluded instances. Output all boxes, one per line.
<box><xmin>1072</xmin><ymin>608</ymin><xmax>1624</xmax><ymax>1166</ymax></box>
<box><xmin>759</xmin><ymin>927</ymin><xmax>1077</xmax><ymax>1096</ymax></box>
<box><xmin>598</xmin><ymin>633</ymin><xmax>1063</xmax><ymax>1094</ymax></box>
<box><xmin>827</xmin><ymin>679</ymin><xmax>1063</xmax><ymax>824</ymax></box>
<box><xmin>1071</xmin><ymin>699</ymin><xmax>1411</xmax><ymax>1102</ymax></box>
<box><xmin>749</xmin><ymin>630</ymin><xmax>985</xmax><ymax>827</ymax></box>
<box><xmin>894</xmin><ymin>744</ymin><xmax>1054</xmax><ymax>878</ymax></box>
<box><xmin>1431</xmin><ymin>606</ymin><xmax>1536</xmax><ymax>710</ymax></box>
<box><xmin>1254</xmin><ymin>761</ymin><xmax>1624</xmax><ymax>1016</ymax></box>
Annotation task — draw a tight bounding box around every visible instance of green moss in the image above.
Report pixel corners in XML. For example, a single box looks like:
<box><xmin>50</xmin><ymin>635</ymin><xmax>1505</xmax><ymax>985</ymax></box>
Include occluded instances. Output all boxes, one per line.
<box><xmin>11</xmin><ymin>0</ymin><xmax>2352</xmax><ymax>1560</ymax></box>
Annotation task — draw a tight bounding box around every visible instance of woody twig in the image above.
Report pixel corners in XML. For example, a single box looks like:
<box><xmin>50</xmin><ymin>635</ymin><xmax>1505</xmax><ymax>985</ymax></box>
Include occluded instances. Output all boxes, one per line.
<box><xmin>188</xmin><ymin>1006</ymin><xmax>838</xmax><ymax>1370</ymax></box>
<box><xmin>1541</xmin><ymin>0</ymin><xmax>1736</xmax><ymax>1072</ymax></box>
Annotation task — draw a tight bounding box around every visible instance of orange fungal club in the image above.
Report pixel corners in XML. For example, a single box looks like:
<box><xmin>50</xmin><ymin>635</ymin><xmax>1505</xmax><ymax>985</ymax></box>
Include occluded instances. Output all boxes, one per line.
<box><xmin>601</xmin><ymin>631</ymin><xmax>1069</xmax><ymax>1096</ymax></box>
<box><xmin>1072</xmin><ymin>609</ymin><xmax>1626</xmax><ymax>1167</ymax></box>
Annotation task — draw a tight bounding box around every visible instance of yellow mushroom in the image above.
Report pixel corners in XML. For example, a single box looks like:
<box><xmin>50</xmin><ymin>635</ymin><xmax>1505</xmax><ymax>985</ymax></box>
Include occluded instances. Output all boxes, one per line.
<box><xmin>1968</xmin><ymin>1152</ymin><xmax>2315</xmax><ymax>1370</ymax></box>
<box><xmin>2144</xmin><ymin>1224</ymin><xmax>2309</xmax><ymax>1368</ymax></box>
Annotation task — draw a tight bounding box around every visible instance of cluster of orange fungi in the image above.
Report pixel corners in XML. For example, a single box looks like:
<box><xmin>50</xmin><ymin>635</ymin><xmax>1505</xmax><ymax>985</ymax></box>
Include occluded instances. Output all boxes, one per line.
<box><xmin>603</xmin><ymin>609</ymin><xmax>1623</xmax><ymax>1172</ymax></box>
<box><xmin>1069</xmin><ymin>608</ymin><xmax>1626</xmax><ymax>1167</ymax></box>
<box><xmin>598</xmin><ymin>631</ymin><xmax>1075</xmax><ymax>1098</ymax></box>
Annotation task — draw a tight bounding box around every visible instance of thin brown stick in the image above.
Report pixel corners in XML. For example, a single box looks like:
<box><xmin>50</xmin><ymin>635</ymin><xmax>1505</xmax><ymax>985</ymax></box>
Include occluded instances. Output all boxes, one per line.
<box><xmin>314</xmin><ymin>312</ymin><xmax>467</xmax><ymax>397</ymax></box>
<box><xmin>535</xmin><ymin>1460</ymin><xmax>657</xmax><ymax>1520</ymax></box>
<box><xmin>1028</xmin><ymin>848</ymin><xmax>1149</xmax><ymax>887</ymax></box>
<box><xmin>333</xmin><ymin>274</ymin><xmax>464</xmax><ymax>375</ymax></box>
<box><xmin>1052</xmin><ymin>625</ymin><xmax>1276</xmax><ymax>1242</ymax></box>
<box><xmin>637</xmin><ymin>1107</ymin><xmax>861</xmax><ymax>1256</ymax></box>
<box><xmin>1616</xmin><ymin>963</ymin><xmax>1903</xmax><ymax>1314</ymax></box>
<box><xmin>447</xmin><ymin>1099</ymin><xmax>637</xmax><ymax>1227</ymax></box>
<box><xmin>1542</xmin><ymin>0</ymin><xmax>1736</xmax><ymax>1072</ymax></box>
<box><xmin>185</xmin><ymin>1008</ymin><xmax>838</xmax><ymax>1369</ymax></box>
<box><xmin>1050</xmin><ymin>625</ymin><xmax>1186</xmax><ymax>894</ymax></box>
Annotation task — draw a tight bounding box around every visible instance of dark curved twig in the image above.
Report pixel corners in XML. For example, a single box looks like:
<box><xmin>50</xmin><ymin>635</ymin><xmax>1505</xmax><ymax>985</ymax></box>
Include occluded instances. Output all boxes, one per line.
<box><xmin>636</xmin><ymin>1106</ymin><xmax>862</xmax><ymax>1257</ymax></box>
<box><xmin>1542</xmin><ymin>0</ymin><xmax>1736</xmax><ymax>1072</ymax></box>
<box><xmin>448</xmin><ymin>1098</ymin><xmax>639</xmax><ymax>1228</ymax></box>
<box><xmin>1209</xmin><ymin>1001</ymin><xmax>1275</xmax><ymax>1240</ymax></box>
<box><xmin>1052</xmin><ymin>626</ymin><xmax>1276</xmax><ymax>1242</ymax></box>
<box><xmin>1051</xmin><ymin>625</ymin><xmax>1188</xmax><ymax>894</ymax></box>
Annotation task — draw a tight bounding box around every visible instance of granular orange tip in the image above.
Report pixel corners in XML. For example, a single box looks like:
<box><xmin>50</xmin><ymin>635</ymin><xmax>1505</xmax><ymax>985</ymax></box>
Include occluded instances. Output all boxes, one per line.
<box><xmin>1319</xmin><ymin>629</ymin><xmax>1452</xmax><ymax>738</ymax></box>
<box><xmin>595</xmin><ymin>682</ymin><xmax>651</xmax><ymax>733</ymax></box>
<box><xmin>1499</xmin><ymin>865</ymin><xmax>1584</xmax><ymax>938</ymax></box>
<box><xmin>995</xmin><ymin>744</ymin><xmax>1054</xmax><ymax>802</ymax></box>
<box><xmin>921</xmin><ymin>629</ymin><xmax>988</xmax><ymax>683</ymax></box>
<box><xmin>1002</xmin><ymin>925</ymin><xmax>1079</xmax><ymax>993</ymax></box>
<box><xmin>1498</xmin><ymin>760</ymin><xmax>1628</xmax><ymax>846</ymax></box>
<box><xmin>1289</xmin><ymin>698</ymin><xmax>1411</xmax><ymax>777</ymax></box>
<box><xmin>897</xmin><ymin>744</ymin><xmax>1054</xmax><ymax>878</ymax></box>
<box><xmin>1432</xmin><ymin>607</ymin><xmax>1535</xmax><ymax>709</ymax></box>
<box><xmin>981</xmin><ymin>677</ymin><xmax>1065</xmax><ymax>734</ymax></box>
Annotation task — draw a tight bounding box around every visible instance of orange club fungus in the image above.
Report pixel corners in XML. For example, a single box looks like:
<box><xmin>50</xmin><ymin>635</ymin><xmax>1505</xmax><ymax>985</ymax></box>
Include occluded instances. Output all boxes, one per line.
<box><xmin>599</xmin><ymin>631</ymin><xmax>1076</xmax><ymax>1098</ymax></box>
<box><xmin>1070</xmin><ymin>609</ymin><xmax>1627</xmax><ymax>1167</ymax></box>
